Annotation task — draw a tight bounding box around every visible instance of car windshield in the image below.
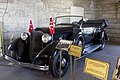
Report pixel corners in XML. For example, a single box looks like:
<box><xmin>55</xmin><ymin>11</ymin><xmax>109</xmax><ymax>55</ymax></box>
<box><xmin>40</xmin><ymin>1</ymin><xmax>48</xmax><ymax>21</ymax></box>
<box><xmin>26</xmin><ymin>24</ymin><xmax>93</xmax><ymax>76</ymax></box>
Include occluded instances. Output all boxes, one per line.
<box><xmin>55</xmin><ymin>15</ymin><xmax>83</xmax><ymax>25</ymax></box>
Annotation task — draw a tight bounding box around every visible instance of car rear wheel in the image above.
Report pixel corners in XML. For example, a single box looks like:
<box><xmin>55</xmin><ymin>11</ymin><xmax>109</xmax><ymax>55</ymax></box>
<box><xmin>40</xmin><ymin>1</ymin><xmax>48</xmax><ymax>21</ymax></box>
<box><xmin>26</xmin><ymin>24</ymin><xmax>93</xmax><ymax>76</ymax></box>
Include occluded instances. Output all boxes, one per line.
<box><xmin>49</xmin><ymin>50</ymin><xmax>70</xmax><ymax>78</ymax></box>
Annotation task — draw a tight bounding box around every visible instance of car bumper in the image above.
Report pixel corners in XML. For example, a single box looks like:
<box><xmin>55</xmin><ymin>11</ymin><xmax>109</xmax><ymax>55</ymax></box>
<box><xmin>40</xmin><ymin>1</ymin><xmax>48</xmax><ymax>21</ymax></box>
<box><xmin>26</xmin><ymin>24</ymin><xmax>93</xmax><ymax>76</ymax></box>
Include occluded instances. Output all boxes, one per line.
<box><xmin>5</xmin><ymin>55</ymin><xmax>49</xmax><ymax>71</ymax></box>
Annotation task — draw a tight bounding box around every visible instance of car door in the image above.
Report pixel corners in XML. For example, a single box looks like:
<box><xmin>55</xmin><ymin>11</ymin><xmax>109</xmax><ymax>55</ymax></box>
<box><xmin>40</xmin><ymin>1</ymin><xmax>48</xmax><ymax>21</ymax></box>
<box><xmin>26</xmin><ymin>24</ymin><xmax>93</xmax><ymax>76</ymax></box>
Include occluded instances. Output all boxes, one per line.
<box><xmin>82</xmin><ymin>27</ymin><xmax>96</xmax><ymax>44</ymax></box>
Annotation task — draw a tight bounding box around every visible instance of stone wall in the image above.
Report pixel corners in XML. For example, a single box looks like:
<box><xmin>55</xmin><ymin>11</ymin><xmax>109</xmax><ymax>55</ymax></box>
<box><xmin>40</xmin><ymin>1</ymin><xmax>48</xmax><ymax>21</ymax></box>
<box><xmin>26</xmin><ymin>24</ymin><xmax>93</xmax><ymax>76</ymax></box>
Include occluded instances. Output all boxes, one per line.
<box><xmin>2</xmin><ymin>0</ymin><xmax>120</xmax><ymax>53</ymax></box>
<box><xmin>95</xmin><ymin>0</ymin><xmax>120</xmax><ymax>43</ymax></box>
<box><xmin>0</xmin><ymin>0</ymin><xmax>96</xmax><ymax>53</ymax></box>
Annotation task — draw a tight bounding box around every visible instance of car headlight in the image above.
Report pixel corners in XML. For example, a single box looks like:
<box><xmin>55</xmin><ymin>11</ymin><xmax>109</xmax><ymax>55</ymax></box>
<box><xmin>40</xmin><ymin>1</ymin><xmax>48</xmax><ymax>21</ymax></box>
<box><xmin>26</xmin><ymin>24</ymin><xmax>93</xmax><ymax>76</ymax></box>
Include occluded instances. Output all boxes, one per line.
<box><xmin>20</xmin><ymin>32</ymin><xmax>29</xmax><ymax>40</ymax></box>
<box><xmin>42</xmin><ymin>33</ymin><xmax>52</xmax><ymax>43</ymax></box>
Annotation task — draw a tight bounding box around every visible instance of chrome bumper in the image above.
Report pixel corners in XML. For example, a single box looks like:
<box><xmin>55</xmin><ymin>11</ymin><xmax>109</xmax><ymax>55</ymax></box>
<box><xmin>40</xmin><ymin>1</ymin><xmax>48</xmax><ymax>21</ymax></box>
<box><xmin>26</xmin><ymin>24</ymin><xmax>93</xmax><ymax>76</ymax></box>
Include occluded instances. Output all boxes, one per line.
<box><xmin>5</xmin><ymin>55</ymin><xmax>49</xmax><ymax>71</ymax></box>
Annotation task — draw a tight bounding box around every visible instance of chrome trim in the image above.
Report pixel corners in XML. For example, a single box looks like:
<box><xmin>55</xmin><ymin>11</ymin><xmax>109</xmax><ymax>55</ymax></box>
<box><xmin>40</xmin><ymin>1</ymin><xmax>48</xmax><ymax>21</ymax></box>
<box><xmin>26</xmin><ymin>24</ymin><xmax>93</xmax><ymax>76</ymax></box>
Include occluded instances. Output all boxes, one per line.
<box><xmin>61</xmin><ymin>58</ymin><xmax>67</xmax><ymax>67</ymax></box>
<box><xmin>5</xmin><ymin>55</ymin><xmax>49</xmax><ymax>71</ymax></box>
<box><xmin>5</xmin><ymin>55</ymin><xmax>18</xmax><ymax>63</ymax></box>
<box><xmin>8</xmin><ymin>44</ymin><xmax>11</xmax><ymax>50</ymax></box>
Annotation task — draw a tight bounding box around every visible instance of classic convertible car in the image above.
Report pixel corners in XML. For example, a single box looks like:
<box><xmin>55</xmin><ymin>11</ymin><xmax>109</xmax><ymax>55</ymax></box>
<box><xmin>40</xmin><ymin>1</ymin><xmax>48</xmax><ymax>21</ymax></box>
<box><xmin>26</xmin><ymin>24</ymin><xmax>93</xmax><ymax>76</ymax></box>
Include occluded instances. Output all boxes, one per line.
<box><xmin>5</xmin><ymin>16</ymin><xmax>108</xmax><ymax>77</ymax></box>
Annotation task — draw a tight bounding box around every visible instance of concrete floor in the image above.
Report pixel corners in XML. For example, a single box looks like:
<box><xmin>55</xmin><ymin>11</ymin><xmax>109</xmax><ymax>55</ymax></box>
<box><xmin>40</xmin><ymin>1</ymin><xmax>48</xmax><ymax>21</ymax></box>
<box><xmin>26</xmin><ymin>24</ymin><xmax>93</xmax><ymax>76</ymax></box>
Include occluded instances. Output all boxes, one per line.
<box><xmin>0</xmin><ymin>43</ymin><xmax>120</xmax><ymax>80</ymax></box>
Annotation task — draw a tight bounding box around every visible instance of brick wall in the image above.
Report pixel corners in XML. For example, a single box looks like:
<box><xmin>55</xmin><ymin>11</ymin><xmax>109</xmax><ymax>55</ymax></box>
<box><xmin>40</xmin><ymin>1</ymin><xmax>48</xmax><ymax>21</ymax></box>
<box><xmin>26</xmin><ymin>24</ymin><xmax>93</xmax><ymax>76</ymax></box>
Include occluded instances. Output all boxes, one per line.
<box><xmin>0</xmin><ymin>0</ymin><xmax>96</xmax><ymax>53</ymax></box>
<box><xmin>95</xmin><ymin>0</ymin><xmax>120</xmax><ymax>43</ymax></box>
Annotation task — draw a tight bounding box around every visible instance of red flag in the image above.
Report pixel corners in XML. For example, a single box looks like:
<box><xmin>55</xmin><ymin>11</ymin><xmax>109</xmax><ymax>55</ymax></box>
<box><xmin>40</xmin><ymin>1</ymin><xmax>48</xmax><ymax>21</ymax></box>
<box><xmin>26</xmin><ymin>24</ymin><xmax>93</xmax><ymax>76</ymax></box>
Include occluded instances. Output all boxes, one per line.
<box><xmin>49</xmin><ymin>18</ymin><xmax>55</xmax><ymax>35</ymax></box>
<box><xmin>28</xmin><ymin>20</ymin><xmax>34</xmax><ymax>33</ymax></box>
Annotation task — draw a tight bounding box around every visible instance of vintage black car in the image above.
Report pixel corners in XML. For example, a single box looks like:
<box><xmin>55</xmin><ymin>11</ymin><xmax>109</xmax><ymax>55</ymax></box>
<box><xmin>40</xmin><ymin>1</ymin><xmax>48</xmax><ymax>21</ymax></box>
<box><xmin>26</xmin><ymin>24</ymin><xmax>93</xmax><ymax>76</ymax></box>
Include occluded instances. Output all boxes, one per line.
<box><xmin>5</xmin><ymin>16</ymin><xmax>108</xmax><ymax>77</ymax></box>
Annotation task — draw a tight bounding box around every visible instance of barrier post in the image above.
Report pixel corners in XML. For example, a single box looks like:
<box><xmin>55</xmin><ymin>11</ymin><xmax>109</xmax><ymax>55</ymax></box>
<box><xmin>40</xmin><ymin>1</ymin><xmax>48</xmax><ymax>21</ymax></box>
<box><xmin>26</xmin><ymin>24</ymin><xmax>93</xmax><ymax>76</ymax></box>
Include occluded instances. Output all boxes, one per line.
<box><xmin>73</xmin><ymin>57</ymin><xmax>77</xmax><ymax>80</ymax></box>
<box><xmin>59</xmin><ymin>48</ymin><xmax>62</xmax><ymax>80</ymax></box>
<box><xmin>68</xmin><ymin>45</ymin><xmax>82</xmax><ymax>80</ymax></box>
<box><xmin>70</xmin><ymin>55</ymin><xmax>73</xmax><ymax>80</ymax></box>
<box><xmin>94</xmin><ymin>77</ymin><xmax>96</xmax><ymax>80</ymax></box>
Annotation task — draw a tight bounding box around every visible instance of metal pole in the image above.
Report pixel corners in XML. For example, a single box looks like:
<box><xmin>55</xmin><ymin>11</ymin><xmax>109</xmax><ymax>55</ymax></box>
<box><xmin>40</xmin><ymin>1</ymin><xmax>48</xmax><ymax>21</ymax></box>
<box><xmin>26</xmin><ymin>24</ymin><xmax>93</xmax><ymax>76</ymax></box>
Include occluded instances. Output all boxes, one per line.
<box><xmin>87</xmin><ymin>74</ymin><xmax>89</xmax><ymax>80</ymax></box>
<box><xmin>59</xmin><ymin>49</ymin><xmax>62</xmax><ymax>80</ymax></box>
<box><xmin>73</xmin><ymin>57</ymin><xmax>77</xmax><ymax>80</ymax></box>
<box><xmin>94</xmin><ymin>77</ymin><xmax>96</xmax><ymax>80</ymax></box>
<box><xmin>52</xmin><ymin>34</ymin><xmax>53</xmax><ymax>42</ymax></box>
<box><xmin>70</xmin><ymin>55</ymin><xmax>73</xmax><ymax>80</ymax></box>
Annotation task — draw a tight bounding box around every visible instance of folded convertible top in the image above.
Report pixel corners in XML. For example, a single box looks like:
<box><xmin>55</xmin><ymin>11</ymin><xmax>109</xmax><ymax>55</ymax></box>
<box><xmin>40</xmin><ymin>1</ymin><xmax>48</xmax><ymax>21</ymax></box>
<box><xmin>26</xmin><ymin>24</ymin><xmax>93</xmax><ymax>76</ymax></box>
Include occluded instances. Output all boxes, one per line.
<box><xmin>82</xmin><ymin>19</ymin><xmax>108</xmax><ymax>28</ymax></box>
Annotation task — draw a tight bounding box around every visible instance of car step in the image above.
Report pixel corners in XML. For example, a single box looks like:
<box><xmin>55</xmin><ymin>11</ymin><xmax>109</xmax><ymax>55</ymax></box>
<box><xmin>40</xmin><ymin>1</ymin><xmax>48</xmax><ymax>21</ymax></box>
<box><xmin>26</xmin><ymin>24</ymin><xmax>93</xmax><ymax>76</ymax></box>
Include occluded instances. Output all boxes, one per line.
<box><xmin>83</xmin><ymin>44</ymin><xmax>102</xmax><ymax>54</ymax></box>
<box><xmin>75</xmin><ymin>44</ymin><xmax>102</xmax><ymax>60</ymax></box>
<box><xmin>84</xmin><ymin>43</ymin><xmax>93</xmax><ymax>48</ymax></box>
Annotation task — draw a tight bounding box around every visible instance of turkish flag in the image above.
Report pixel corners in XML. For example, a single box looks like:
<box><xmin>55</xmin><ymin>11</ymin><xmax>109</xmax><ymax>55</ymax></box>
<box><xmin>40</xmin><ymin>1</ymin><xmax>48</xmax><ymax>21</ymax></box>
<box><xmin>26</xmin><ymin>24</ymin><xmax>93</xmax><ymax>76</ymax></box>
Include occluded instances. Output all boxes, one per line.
<box><xmin>49</xmin><ymin>18</ymin><xmax>55</xmax><ymax>35</ymax></box>
<box><xmin>28</xmin><ymin>20</ymin><xmax>34</xmax><ymax>33</ymax></box>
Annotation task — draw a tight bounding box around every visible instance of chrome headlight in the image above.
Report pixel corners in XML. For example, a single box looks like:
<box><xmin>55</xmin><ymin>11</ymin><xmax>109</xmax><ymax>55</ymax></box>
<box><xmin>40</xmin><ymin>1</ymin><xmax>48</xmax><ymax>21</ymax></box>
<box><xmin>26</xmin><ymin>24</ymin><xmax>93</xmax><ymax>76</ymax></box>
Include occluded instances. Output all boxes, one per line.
<box><xmin>42</xmin><ymin>33</ymin><xmax>52</xmax><ymax>43</ymax></box>
<box><xmin>20</xmin><ymin>32</ymin><xmax>29</xmax><ymax>40</ymax></box>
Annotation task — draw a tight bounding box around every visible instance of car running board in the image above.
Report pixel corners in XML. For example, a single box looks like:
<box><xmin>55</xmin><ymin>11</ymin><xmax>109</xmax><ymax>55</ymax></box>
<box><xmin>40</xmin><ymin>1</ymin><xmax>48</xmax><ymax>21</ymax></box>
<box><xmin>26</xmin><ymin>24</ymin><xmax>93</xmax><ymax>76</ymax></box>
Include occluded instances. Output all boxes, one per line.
<box><xmin>5</xmin><ymin>55</ymin><xmax>49</xmax><ymax>71</ymax></box>
<box><xmin>83</xmin><ymin>44</ymin><xmax>102</xmax><ymax>54</ymax></box>
<box><xmin>75</xmin><ymin>44</ymin><xmax>102</xmax><ymax>60</ymax></box>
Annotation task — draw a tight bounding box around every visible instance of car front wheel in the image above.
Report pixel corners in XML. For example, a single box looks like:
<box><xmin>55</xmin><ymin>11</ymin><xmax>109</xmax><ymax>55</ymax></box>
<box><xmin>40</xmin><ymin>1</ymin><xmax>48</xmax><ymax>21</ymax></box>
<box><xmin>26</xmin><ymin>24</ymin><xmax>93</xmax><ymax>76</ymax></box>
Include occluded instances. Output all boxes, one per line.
<box><xmin>49</xmin><ymin>50</ymin><xmax>70</xmax><ymax>78</ymax></box>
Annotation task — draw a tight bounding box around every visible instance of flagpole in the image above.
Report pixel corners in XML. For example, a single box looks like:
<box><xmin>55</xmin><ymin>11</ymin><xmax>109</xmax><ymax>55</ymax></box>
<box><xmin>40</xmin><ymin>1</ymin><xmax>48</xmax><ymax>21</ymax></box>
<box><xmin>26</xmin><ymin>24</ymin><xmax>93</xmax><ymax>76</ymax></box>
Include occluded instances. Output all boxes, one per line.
<box><xmin>52</xmin><ymin>34</ymin><xmax>53</xmax><ymax>42</ymax></box>
<box><xmin>49</xmin><ymin>18</ymin><xmax>54</xmax><ymax>42</ymax></box>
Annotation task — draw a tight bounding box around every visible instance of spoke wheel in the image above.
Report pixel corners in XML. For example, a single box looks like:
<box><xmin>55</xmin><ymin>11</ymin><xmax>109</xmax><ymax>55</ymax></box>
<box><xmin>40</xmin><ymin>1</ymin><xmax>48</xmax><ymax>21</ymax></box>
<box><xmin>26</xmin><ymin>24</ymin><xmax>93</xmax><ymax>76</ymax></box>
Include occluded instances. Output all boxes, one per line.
<box><xmin>49</xmin><ymin>50</ymin><xmax>70</xmax><ymax>78</ymax></box>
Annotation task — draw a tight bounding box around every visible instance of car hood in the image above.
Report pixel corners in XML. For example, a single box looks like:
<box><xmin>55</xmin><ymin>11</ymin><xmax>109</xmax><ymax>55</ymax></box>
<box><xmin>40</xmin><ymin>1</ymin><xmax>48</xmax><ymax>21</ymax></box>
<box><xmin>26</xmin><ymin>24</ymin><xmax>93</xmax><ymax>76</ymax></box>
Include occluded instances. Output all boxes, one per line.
<box><xmin>35</xmin><ymin>26</ymin><xmax>74</xmax><ymax>34</ymax></box>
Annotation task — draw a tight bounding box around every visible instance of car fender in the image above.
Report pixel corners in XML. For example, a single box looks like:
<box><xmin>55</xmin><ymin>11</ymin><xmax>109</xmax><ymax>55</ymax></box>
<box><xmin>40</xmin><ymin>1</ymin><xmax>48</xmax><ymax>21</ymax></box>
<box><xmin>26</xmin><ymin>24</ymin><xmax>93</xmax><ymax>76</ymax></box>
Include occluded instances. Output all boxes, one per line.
<box><xmin>104</xmin><ymin>31</ymin><xmax>108</xmax><ymax>40</ymax></box>
<box><xmin>8</xmin><ymin>38</ymin><xmax>21</xmax><ymax>51</ymax></box>
<box><xmin>100</xmin><ymin>30</ymin><xmax>107</xmax><ymax>40</ymax></box>
<box><xmin>33</xmin><ymin>41</ymin><xmax>59</xmax><ymax>61</ymax></box>
<box><xmin>73</xmin><ymin>34</ymin><xmax>85</xmax><ymax>46</ymax></box>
